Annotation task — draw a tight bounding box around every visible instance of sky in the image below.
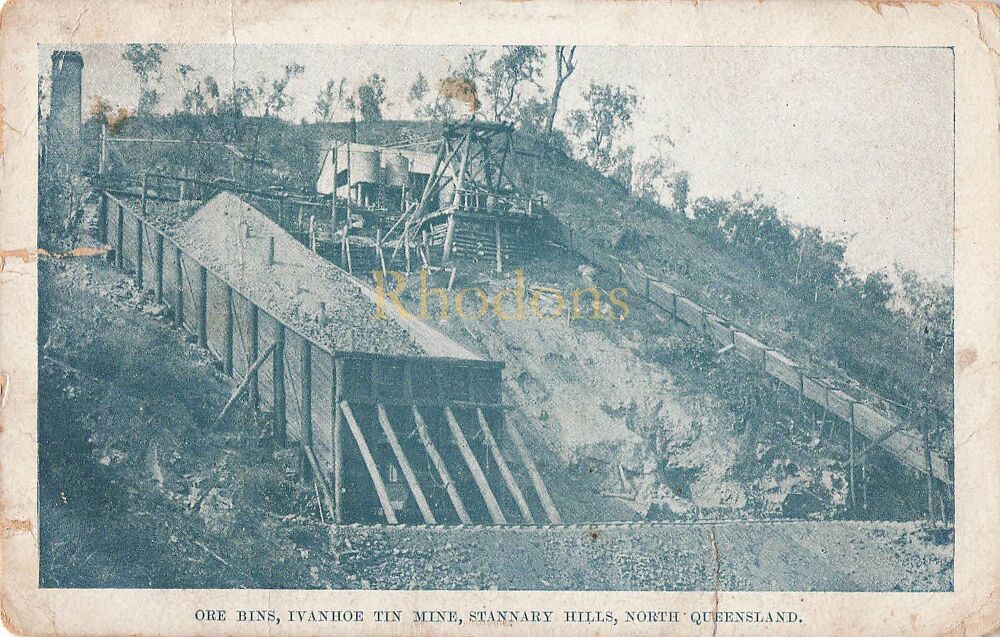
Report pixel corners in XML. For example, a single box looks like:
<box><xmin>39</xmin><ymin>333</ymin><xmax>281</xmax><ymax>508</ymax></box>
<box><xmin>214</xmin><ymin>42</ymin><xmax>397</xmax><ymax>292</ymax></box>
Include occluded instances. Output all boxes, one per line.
<box><xmin>40</xmin><ymin>44</ymin><xmax>954</xmax><ymax>282</ymax></box>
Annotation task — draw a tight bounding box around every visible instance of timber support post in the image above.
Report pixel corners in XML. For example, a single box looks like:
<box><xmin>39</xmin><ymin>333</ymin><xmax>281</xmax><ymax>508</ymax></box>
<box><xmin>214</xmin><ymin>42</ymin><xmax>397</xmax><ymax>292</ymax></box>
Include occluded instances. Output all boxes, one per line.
<box><xmin>115</xmin><ymin>203</ymin><xmax>124</xmax><ymax>268</ymax></box>
<box><xmin>444</xmin><ymin>406</ymin><xmax>507</xmax><ymax>524</ymax></box>
<box><xmin>333</xmin><ymin>357</ymin><xmax>344</xmax><ymax>523</ymax></box>
<box><xmin>197</xmin><ymin>265</ymin><xmax>208</xmax><ymax>348</ymax></box>
<box><xmin>173</xmin><ymin>249</ymin><xmax>184</xmax><ymax>328</ymax></box>
<box><xmin>377</xmin><ymin>404</ymin><xmax>437</xmax><ymax>524</ymax></box>
<box><xmin>98</xmin><ymin>192</ymin><xmax>108</xmax><ymax>244</ymax></box>
<box><xmin>412</xmin><ymin>405</ymin><xmax>471</xmax><ymax>523</ymax></box>
<box><xmin>340</xmin><ymin>401</ymin><xmax>398</xmax><ymax>524</ymax></box>
<box><xmin>135</xmin><ymin>219</ymin><xmax>144</xmax><ymax>286</ymax></box>
<box><xmin>273</xmin><ymin>324</ymin><xmax>287</xmax><ymax>445</ymax></box>
<box><xmin>477</xmin><ymin>408</ymin><xmax>533</xmax><ymax>523</ymax></box>
<box><xmin>154</xmin><ymin>233</ymin><xmax>164</xmax><ymax>304</ymax></box>
<box><xmin>301</xmin><ymin>340</ymin><xmax>313</xmax><ymax>446</ymax></box>
<box><xmin>507</xmin><ymin>418</ymin><xmax>562</xmax><ymax>524</ymax></box>
<box><xmin>248</xmin><ymin>304</ymin><xmax>259</xmax><ymax>409</ymax></box>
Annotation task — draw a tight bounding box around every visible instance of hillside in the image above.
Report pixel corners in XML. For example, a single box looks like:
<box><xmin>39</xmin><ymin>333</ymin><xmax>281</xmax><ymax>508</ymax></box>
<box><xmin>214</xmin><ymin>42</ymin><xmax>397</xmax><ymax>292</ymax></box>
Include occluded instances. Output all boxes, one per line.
<box><xmin>92</xmin><ymin>113</ymin><xmax>949</xmax><ymax>420</ymax></box>
<box><xmin>80</xmin><ymin>114</ymin><xmax>951</xmax><ymax>517</ymax></box>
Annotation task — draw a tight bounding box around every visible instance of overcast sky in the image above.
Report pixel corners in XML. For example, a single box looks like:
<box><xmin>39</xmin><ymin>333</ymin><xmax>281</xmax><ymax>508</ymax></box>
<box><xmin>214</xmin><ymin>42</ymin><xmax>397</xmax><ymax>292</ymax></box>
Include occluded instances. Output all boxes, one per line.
<box><xmin>41</xmin><ymin>44</ymin><xmax>954</xmax><ymax>282</ymax></box>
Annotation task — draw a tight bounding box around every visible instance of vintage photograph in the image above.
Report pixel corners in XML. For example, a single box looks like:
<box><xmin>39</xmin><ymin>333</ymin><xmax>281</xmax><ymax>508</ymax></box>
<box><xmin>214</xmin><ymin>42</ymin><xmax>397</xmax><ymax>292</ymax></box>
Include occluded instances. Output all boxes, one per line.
<box><xmin>36</xmin><ymin>43</ymin><xmax>954</xmax><ymax>592</ymax></box>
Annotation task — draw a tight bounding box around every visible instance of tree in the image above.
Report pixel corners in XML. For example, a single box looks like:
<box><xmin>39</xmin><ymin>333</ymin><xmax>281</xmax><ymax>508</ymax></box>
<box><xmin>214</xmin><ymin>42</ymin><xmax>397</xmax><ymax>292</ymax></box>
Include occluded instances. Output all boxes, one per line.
<box><xmin>515</xmin><ymin>96</ymin><xmax>551</xmax><ymax>136</ymax></box>
<box><xmin>566</xmin><ymin>82</ymin><xmax>639</xmax><ymax>173</ymax></box>
<box><xmin>177</xmin><ymin>64</ymin><xmax>220</xmax><ymax>116</ymax></box>
<box><xmin>543</xmin><ymin>46</ymin><xmax>577</xmax><ymax>145</ymax></box>
<box><xmin>356</xmin><ymin>73</ymin><xmax>387</xmax><ymax>122</ymax></box>
<box><xmin>609</xmin><ymin>145</ymin><xmax>635</xmax><ymax>191</ymax></box>
<box><xmin>248</xmin><ymin>63</ymin><xmax>306</xmax><ymax>174</ymax></box>
<box><xmin>632</xmin><ymin>134</ymin><xmax>676</xmax><ymax>204</ymax></box>
<box><xmin>670</xmin><ymin>171</ymin><xmax>690</xmax><ymax>215</ymax></box>
<box><xmin>122</xmin><ymin>44</ymin><xmax>167</xmax><ymax>115</ymax></box>
<box><xmin>315</xmin><ymin>78</ymin><xmax>348</xmax><ymax>122</ymax></box>
<box><xmin>861</xmin><ymin>270</ymin><xmax>893</xmax><ymax>311</ymax></box>
<box><xmin>485</xmin><ymin>46</ymin><xmax>545</xmax><ymax>121</ymax></box>
<box><xmin>409</xmin><ymin>72</ymin><xmax>429</xmax><ymax>104</ymax></box>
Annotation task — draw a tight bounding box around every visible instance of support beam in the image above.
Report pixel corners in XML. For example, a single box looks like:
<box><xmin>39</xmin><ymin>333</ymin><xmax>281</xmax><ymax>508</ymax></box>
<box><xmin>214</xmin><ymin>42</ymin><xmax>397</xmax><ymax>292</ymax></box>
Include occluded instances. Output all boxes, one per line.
<box><xmin>377</xmin><ymin>405</ymin><xmax>436</xmax><ymax>524</ymax></box>
<box><xmin>273</xmin><ymin>324</ymin><xmax>286</xmax><ymax>445</ymax></box>
<box><xmin>154</xmin><ymin>233</ymin><xmax>164</xmax><ymax>304</ymax></box>
<box><xmin>334</xmin><ymin>358</ymin><xmax>344</xmax><ymax>523</ymax></box>
<box><xmin>248</xmin><ymin>304</ymin><xmax>259</xmax><ymax>409</ymax></box>
<box><xmin>340</xmin><ymin>401</ymin><xmax>398</xmax><ymax>524</ymax></box>
<box><xmin>444</xmin><ymin>406</ymin><xmax>507</xmax><ymax>524</ymax></box>
<box><xmin>215</xmin><ymin>341</ymin><xmax>278</xmax><ymax>425</ymax></box>
<box><xmin>301</xmin><ymin>340</ymin><xmax>313</xmax><ymax>445</ymax></box>
<box><xmin>115</xmin><ymin>203</ymin><xmax>124</xmax><ymax>268</ymax></box>
<box><xmin>197</xmin><ymin>266</ymin><xmax>208</xmax><ymax>348</ymax></box>
<box><xmin>135</xmin><ymin>220</ymin><xmax>144</xmax><ymax>286</ymax></box>
<box><xmin>98</xmin><ymin>192</ymin><xmax>108</xmax><ymax>244</ymax></box>
<box><xmin>477</xmin><ymin>408</ymin><xmax>533</xmax><ymax>523</ymax></box>
<box><xmin>173</xmin><ymin>249</ymin><xmax>184</xmax><ymax>328</ymax></box>
<box><xmin>506</xmin><ymin>419</ymin><xmax>562</xmax><ymax>524</ymax></box>
<box><xmin>411</xmin><ymin>405</ymin><xmax>471</xmax><ymax>524</ymax></box>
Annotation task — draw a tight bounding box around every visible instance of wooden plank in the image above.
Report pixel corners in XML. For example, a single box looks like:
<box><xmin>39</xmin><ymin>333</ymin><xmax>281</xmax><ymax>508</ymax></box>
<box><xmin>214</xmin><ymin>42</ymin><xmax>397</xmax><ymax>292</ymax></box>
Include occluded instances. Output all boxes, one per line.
<box><xmin>376</xmin><ymin>404</ymin><xmax>437</xmax><ymax>524</ymax></box>
<box><xmin>248</xmin><ymin>303</ymin><xmax>259</xmax><ymax>408</ymax></box>
<box><xmin>411</xmin><ymin>405</ymin><xmax>471</xmax><ymax>523</ymax></box>
<box><xmin>334</xmin><ymin>357</ymin><xmax>344</xmax><ymax>523</ymax></box>
<box><xmin>506</xmin><ymin>418</ymin><xmax>562</xmax><ymax>524</ymax></box>
<box><xmin>764</xmin><ymin>349</ymin><xmax>800</xmax><ymax>390</ymax></box>
<box><xmin>273</xmin><ymin>323</ymin><xmax>286</xmax><ymax>445</ymax></box>
<box><xmin>135</xmin><ymin>218</ymin><xmax>144</xmax><ymax>286</ymax></box>
<box><xmin>444</xmin><ymin>406</ymin><xmax>507</xmax><ymax>524</ymax></box>
<box><xmin>173</xmin><ymin>248</ymin><xmax>184</xmax><ymax>328</ymax></box>
<box><xmin>339</xmin><ymin>401</ymin><xmax>398</xmax><ymax>524</ymax></box>
<box><xmin>215</xmin><ymin>341</ymin><xmax>277</xmax><ymax>425</ymax></box>
<box><xmin>154</xmin><ymin>233</ymin><xmax>164</xmax><ymax>304</ymax></box>
<box><xmin>301</xmin><ymin>339</ymin><xmax>313</xmax><ymax>445</ymax></box>
<box><xmin>98</xmin><ymin>193</ymin><xmax>108</xmax><ymax>244</ymax></box>
<box><xmin>733</xmin><ymin>331</ymin><xmax>767</xmax><ymax>368</ymax></box>
<box><xmin>311</xmin><ymin>349</ymin><xmax>335</xmax><ymax>474</ymax></box>
<box><xmin>283</xmin><ymin>332</ymin><xmax>305</xmax><ymax>442</ymax></box>
<box><xmin>204</xmin><ymin>272</ymin><xmax>229</xmax><ymax>361</ymax></box>
<box><xmin>197</xmin><ymin>265</ymin><xmax>208</xmax><ymax>348</ymax></box>
<box><xmin>115</xmin><ymin>203</ymin><xmax>124</xmax><ymax>268</ymax></box>
<box><xmin>477</xmin><ymin>408</ymin><xmax>533</xmax><ymax>523</ymax></box>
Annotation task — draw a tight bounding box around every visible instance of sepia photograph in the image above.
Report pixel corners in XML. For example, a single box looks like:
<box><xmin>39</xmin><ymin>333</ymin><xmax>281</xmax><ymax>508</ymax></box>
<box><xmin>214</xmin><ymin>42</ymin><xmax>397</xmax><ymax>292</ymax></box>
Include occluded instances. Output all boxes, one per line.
<box><xmin>34</xmin><ymin>41</ymin><xmax>955</xmax><ymax>593</ymax></box>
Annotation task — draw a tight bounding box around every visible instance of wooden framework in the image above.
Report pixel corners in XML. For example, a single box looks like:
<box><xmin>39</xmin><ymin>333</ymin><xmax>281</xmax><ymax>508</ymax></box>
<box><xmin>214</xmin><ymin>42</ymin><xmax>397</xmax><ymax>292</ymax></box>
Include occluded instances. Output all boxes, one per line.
<box><xmin>99</xmin><ymin>188</ymin><xmax>563</xmax><ymax>527</ymax></box>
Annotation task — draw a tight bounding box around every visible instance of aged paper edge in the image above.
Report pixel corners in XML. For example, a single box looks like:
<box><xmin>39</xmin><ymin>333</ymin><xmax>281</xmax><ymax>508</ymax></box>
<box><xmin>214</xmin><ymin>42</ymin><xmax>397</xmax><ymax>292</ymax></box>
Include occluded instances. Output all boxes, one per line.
<box><xmin>1</xmin><ymin>0</ymin><xmax>999</xmax><ymax>635</ymax></box>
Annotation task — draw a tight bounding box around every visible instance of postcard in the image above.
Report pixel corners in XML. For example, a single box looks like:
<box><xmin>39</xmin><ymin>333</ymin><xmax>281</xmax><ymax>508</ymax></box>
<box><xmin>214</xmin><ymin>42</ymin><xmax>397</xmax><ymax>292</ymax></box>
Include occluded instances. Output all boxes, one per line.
<box><xmin>1</xmin><ymin>0</ymin><xmax>999</xmax><ymax>635</ymax></box>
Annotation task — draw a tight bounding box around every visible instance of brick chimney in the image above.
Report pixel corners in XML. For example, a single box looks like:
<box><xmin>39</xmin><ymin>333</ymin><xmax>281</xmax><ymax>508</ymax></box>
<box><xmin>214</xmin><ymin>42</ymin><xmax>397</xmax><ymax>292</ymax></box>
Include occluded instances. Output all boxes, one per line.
<box><xmin>47</xmin><ymin>50</ymin><xmax>84</xmax><ymax>169</ymax></box>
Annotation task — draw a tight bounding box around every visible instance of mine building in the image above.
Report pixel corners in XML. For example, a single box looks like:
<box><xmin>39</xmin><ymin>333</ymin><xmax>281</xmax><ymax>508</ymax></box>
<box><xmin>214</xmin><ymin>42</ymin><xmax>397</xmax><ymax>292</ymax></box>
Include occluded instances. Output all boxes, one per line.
<box><xmin>314</xmin><ymin>118</ymin><xmax>546</xmax><ymax>273</ymax></box>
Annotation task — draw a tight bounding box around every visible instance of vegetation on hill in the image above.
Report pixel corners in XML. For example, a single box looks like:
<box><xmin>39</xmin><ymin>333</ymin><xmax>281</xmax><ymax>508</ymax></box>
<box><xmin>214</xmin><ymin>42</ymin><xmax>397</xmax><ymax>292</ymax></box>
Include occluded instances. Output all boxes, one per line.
<box><xmin>57</xmin><ymin>42</ymin><xmax>951</xmax><ymax>440</ymax></box>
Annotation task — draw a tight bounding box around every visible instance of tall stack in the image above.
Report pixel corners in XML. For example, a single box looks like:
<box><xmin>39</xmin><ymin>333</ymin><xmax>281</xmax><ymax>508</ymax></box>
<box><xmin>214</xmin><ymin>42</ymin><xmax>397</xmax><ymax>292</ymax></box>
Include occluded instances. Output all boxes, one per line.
<box><xmin>47</xmin><ymin>50</ymin><xmax>84</xmax><ymax>171</ymax></box>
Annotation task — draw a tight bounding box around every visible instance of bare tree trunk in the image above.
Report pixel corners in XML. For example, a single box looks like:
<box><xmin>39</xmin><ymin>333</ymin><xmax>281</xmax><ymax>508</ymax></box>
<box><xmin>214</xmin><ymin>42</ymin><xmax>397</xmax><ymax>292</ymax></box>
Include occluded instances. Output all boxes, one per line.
<box><xmin>543</xmin><ymin>46</ymin><xmax>577</xmax><ymax>148</ymax></box>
